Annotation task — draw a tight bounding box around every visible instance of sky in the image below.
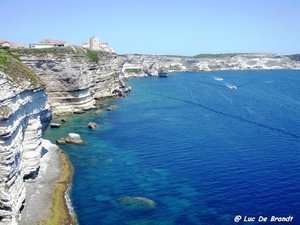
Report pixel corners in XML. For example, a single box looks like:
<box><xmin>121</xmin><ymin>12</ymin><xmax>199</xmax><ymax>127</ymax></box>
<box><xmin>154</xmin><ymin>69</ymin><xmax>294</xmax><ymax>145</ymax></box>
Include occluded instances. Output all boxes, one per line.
<box><xmin>1</xmin><ymin>0</ymin><xmax>300</xmax><ymax>55</ymax></box>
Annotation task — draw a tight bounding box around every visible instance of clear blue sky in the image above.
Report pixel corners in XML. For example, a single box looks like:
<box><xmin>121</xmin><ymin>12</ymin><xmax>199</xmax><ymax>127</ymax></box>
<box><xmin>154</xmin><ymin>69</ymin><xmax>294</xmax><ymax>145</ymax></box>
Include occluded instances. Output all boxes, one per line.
<box><xmin>1</xmin><ymin>0</ymin><xmax>299</xmax><ymax>55</ymax></box>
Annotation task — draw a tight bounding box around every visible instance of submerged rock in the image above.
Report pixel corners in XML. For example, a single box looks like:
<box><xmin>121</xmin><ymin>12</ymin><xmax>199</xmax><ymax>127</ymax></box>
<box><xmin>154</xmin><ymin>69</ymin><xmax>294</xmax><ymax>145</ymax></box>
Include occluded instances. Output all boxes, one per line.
<box><xmin>107</xmin><ymin>105</ymin><xmax>118</xmax><ymax>111</ymax></box>
<box><xmin>93</xmin><ymin>109</ymin><xmax>103</xmax><ymax>114</ymax></box>
<box><xmin>116</xmin><ymin>196</ymin><xmax>156</xmax><ymax>210</ymax></box>
<box><xmin>95</xmin><ymin>194</ymin><xmax>112</xmax><ymax>202</ymax></box>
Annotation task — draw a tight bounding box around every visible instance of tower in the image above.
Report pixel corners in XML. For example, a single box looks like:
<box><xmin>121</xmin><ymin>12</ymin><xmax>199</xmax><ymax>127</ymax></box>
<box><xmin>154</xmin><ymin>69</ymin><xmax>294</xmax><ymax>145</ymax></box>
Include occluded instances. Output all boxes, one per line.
<box><xmin>90</xmin><ymin>36</ymin><xmax>100</xmax><ymax>50</ymax></box>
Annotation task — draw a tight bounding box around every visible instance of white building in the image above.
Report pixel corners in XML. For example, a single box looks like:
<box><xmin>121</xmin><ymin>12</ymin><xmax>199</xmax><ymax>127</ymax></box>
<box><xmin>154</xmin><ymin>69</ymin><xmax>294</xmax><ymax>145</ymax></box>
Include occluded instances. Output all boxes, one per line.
<box><xmin>82</xmin><ymin>36</ymin><xmax>115</xmax><ymax>53</ymax></box>
<box><xmin>29</xmin><ymin>39</ymin><xmax>69</xmax><ymax>49</ymax></box>
<box><xmin>82</xmin><ymin>42</ymin><xmax>90</xmax><ymax>48</ymax></box>
<box><xmin>0</xmin><ymin>41</ymin><xmax>10</xmax><ymax>47</ymax></box>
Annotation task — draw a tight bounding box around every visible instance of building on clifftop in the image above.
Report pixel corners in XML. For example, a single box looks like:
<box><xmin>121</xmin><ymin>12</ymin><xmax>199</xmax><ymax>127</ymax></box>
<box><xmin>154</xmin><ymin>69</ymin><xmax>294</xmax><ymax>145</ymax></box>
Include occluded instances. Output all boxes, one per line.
<box><xmin>0</xmin><ymin>40</ymin><xmax>10</xmax><ymax>47</ymax></box>
<box><xmin>29</xmin><ymin>39</ymin><xmax>69</xmax><ymax>49</ymax></box>
<box><xmin>82</xmin><ymin>36</ymin><xmax>115</xmax><ymax>53</ymax></box>
<box><xmin>90</xmin><ymin>36</ymin><xmax>100</xmax><ymax>51</ymax></box>
<box><xmin>0</xmin><ymin>40</ymin><xmax>26</xmax><ymax>49</ymax></box>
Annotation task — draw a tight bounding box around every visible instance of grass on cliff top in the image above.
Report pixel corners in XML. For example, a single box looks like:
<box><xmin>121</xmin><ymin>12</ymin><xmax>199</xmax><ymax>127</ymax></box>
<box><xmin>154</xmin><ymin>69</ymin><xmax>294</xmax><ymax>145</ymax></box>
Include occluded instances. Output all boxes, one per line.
<box><xmin>12</xmin><ymin>46</ymin><xmax>85</xmax><ymax>57</ymax></box>
<box><xmin>86</xmin><ymin>49</ymin><xmax>99</xmax><ymax>63</ymax></box>
<box><xmin>193</xmin><ymin>53</ymin><xmax>242</xmax><ymax>58</ymax></box>
<box><xmin>12</xmin><ymin>46</ymin><xmax>112</xmax><ymax>64</ymax></box>
<box><xmin>286</xmin><ymin>54</ymin><xmax>300</xmax><ymax>61</ymax></box>
<box><xmin>0</xmin><ymin>49</ymin><xmax>44</xmax><ymax>88</ymax></box>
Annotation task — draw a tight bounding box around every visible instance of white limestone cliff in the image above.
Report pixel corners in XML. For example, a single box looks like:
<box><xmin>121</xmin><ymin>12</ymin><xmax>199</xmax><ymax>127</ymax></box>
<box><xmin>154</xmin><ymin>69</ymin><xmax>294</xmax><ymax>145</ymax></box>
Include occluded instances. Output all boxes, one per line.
<box><xmin>117</xmin><ymin>53</ymin><xmax>300</xmax><ymax>77</ymax></box>
<box><xmin>14</xmin><ymin>46</ymin><xmax>121</xmax><ymax>116</ymax></box>
<box><xmin>0</xmin><ymin>51</ymin><xmax>52</xmax><ymax>224</ymax></box>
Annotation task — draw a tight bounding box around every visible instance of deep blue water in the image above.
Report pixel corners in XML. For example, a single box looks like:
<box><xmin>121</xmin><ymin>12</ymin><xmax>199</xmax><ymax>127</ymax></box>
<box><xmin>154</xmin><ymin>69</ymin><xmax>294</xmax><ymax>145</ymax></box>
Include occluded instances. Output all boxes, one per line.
<box><xmin>45</xmin><ymin>70</ymin><xmax>300</xmax><ymax>225</ymax></box>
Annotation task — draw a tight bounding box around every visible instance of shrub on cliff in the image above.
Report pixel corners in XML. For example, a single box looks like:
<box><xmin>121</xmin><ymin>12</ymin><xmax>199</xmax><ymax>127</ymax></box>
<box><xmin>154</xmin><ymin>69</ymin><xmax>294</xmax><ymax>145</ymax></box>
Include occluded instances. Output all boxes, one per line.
<box><xmin>0</xmin><ymin>49</ymin><xmax>44</xmax><ymax>88</ymax></box>
<box><xmin>86</xmin><ymin>49</ymin><xmax>99</xmax><ymax>63</ymax></box>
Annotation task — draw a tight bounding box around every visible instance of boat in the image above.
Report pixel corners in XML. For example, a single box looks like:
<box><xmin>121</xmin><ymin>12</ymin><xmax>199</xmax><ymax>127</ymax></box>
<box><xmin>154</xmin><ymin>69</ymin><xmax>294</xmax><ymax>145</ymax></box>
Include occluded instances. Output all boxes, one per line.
<box><xmin>229</xmin><ymin>85</ymin><xmax>237</xmax><ymax>90</ymax></box>
<box><xmin>213</xmin><ymin>77</ymin><xmax>223</xmax><ymax>81</ymax></box>
<box><xmin>158</xmin><ymin>68</ymin><xmax>168</xmax><ymax>77</ymax></box>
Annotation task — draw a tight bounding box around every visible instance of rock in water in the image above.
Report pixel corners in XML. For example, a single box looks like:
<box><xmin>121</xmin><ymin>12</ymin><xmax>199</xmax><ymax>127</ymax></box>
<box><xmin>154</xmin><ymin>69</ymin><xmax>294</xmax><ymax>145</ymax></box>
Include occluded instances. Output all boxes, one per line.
<box><xmin>116</xmin><ymin>196</ymin><xmax>156</xmax><ymax>210</ymax></box>
<box><xmin>93</xmin><ymin>109</ymin><xmax>103</xmax><ymax>114</ymax></box>
<box><xmin>56</xmin><ymin>138</ymin><xmax>66</xmax><ymax>145</ymax></box>
<box><xmin>64</xmin><ymin>133</ymin><xmax>84</xmax><ymax>144</ymax></box>
<box><xmin>74</xmin><ymin>109</ymin><xmax>85</xmax><ymax>114</ymax></box>
<box><xmin>50</xmin><ymin>123</ymin><xmax>61</xmax><ymax>128</ymax></box>
<box><xmin>88</xmin><ymin>122</ymin><xmax>98</xmax><ymax>129</ymax></box>
<box><xmin>107</xmin><ymin>105</ymin><xmax>118</xmax><ymax>111</ymax></box>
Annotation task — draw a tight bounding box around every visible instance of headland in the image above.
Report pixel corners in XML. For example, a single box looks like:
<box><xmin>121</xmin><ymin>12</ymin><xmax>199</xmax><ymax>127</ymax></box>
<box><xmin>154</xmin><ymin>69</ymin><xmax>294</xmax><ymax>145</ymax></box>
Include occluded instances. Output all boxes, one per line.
<box><xmin>1</xmin><ymin>39</ymin><xmax>300</xmax><ymax>225</ymax></box>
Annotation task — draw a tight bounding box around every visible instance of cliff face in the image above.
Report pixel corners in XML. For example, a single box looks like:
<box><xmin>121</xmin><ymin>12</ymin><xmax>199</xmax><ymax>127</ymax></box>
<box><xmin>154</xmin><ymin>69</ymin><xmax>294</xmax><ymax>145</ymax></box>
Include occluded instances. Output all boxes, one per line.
<box><xmin>0</xmin><ymin>50</ymin><xmax>52</xmax><ymax>224</ymax></box>
<box><xmin>118</xmin><ymin>53</ymin><xmax>300</xmax><ymax>77</ymax></box>
<box><xmin>14</xmin><ymin>47</ymin><xmax>120</xmax><ymax>116</ymax></box>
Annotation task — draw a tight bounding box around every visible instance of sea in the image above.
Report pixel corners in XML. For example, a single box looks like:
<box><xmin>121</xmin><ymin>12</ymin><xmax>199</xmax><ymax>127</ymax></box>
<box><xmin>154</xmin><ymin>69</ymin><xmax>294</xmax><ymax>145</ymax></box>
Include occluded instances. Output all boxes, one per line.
<box><xmin>45</xmin><ymin>70</ymin><xmax>300</xmax><ymax>225</ymax></box>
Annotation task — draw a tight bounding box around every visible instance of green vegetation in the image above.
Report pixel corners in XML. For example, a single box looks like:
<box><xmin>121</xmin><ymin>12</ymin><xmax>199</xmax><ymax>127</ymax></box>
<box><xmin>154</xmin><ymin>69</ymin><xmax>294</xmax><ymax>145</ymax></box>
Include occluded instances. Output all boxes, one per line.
<box><xmin>286</xmin><ymin>54</ymin><xmax>300</xmax><ymax>61</ymax></box>
<box><xmin>86</xmin><ymin>49</ymin><xmax>99</xmax><ymax>63</ymax></box>
<box><xmin>193</xmin><ymin>53</ymin><xmax>242</xmax><ymax>58</ymax></box>
<box><xmin>149</xmin><ymin>63</ymin><xmax>155</xmax><ymax>70</ymax></box>
<box><xmin>12</xmin><ymin>46</ymin><xmax>73</xmax><ymax>55</ymax></box>
<box><xmin>43</xmin><ymin>151</ymin><xmax>78</xmax><ymax>225</ymax></box>
<box><xmin>162</xmin><ymin>54</ymin><xmax>190</xmax><ymax>58</ymax></box>
<box><xmin>125</xmin><ymin>68</ymin><xmax>142</xmax><ymax>74</ymax></box>
<box><xmin>168</xmin><ymin>65</ymin><xmax>182</xmax><ymax>70</ymax></box>
<box><xmin>0</xmin><ymin>47</ymin><xmax>21</xmax><ymax>62</ymax></box>
<box><xmin>0</xmin><ymin>49</ymin><xmax>44</xmax><ymax>88</ymax></box>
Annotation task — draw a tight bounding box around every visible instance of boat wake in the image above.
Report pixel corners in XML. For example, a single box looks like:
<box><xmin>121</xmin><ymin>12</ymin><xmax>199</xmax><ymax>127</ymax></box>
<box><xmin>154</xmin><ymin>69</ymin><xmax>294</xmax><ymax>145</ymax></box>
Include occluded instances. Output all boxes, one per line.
<box><xmin>156</xmin><ymin>94</ymin><xmax>300</xmax><ymax>139</ymax></box>
<box><xmin>226</xmin><ymin>84</ymin><xmax>237</xmax><ymax>90</ymax></box>
<box><xmin>213</xmin><ymin>77</ymin><xmax>223</xmax><ymax>81</ymax></box>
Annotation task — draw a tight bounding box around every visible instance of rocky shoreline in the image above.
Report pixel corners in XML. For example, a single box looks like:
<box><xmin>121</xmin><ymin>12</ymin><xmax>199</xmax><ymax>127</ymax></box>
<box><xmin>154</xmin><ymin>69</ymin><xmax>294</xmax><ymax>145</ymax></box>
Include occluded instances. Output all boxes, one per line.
<box><xmin>20</xmin><ymin>140</ymin><xmax>77</xmax><ymax>225</ymax></box>
<box><xmin>1</xmin><ymin>46</ymin><xmax>300</xmax><ymax>224</ymax></box>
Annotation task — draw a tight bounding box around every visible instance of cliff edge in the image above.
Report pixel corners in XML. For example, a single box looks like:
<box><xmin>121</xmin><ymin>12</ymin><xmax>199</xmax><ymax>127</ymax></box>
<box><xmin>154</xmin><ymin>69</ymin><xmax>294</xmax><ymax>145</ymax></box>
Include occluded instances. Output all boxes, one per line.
<box><xmin>117</xmin><ymin>53</ymin><xmax>300</xmax><ymax>77</ymax></box>
<box><xmin>0</xmin><ymin>49</ymin><xmax>52</xmax><ymax>224</ymax></box>
<box><xmin>12</xmin><ymin>46</ymin><xmax>121</xmax><ymax>116</ymax></box>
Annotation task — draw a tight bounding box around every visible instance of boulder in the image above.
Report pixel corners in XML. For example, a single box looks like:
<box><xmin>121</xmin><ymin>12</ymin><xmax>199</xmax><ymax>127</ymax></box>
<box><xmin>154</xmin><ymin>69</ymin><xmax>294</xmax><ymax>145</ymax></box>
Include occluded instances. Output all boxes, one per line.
<box><xmin>64</xmin><ymin>133</ymin><xmax>84</xmax><ymax>144</ymax></box>
<box><xmin>50</xmin><ymin>123</ymin><xmax>61</xmax><ymax>128</ymax></box>
<box><xmin>88</xmin><ymin>122</ymin><xmax>98</xmax><ymax>129</ymax></box>
<box><xmin>124</xmin><ymin>86</ymin><xmax>132</xmax><ymax>93</ymax></box>
<box><xmin>56</xmin><ymin>138</ymin><xmax>66</xmax><ymax>145</ymax></box>
<box><xmin>74</xmin><ymin>109</ymin><xmax>84</xmax><ymax>114</ymax></box>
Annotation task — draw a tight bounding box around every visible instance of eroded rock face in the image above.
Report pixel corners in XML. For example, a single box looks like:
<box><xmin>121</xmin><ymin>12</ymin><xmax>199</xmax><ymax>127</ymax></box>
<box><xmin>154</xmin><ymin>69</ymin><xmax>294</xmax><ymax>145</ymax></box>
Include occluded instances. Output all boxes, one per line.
<box><xmin>0</xmin><ymin>55</ymin><xmax>52</xmax><ymax>224</ymax></box>
<box><xmin>14</xmin><ymin>47</ymin><xmax>121</xmax><ymax>116</ymax></box>
<box><xmin>117</xmin><ymin>54</ymin><xmax>300</xmax><ymax>77</ymax></box>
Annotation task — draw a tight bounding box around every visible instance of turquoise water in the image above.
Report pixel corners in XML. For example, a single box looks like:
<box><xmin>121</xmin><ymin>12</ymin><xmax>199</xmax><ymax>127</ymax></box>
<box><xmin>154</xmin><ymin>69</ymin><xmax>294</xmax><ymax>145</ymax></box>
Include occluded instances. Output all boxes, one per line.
<box><xmin>45</xmin><ymin>70</ymin><xmax>300</xmax><ymax>225</ymax></box>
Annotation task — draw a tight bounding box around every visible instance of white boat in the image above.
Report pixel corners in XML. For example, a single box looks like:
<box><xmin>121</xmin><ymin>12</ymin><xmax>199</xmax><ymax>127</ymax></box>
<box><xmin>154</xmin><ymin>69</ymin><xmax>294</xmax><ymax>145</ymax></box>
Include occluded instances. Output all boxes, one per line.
<box><xmin>214</xmin><ymin>77</ymin><xmax>223</xmax><ymax>81</ymax></box>
<box><xmin>229</xmin><ymin>85</ymin><xmax>237</xmax><ymax>90</ymax></box>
